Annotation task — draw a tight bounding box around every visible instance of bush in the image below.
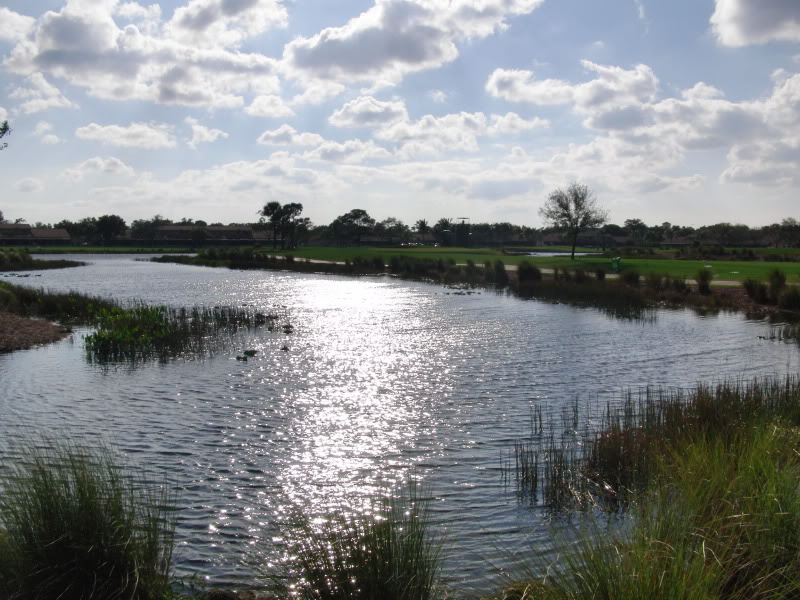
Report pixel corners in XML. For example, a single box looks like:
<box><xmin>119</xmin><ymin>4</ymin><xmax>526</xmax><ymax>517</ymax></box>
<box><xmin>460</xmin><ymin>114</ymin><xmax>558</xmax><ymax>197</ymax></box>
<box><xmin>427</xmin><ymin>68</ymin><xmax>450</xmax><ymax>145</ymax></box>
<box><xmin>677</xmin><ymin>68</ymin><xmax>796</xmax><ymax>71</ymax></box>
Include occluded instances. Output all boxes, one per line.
<box><xmin>644</xmin><ymin>272</ymin><xmax>663</xmax><ymax>291</ymax></box>
<box><xmin>0</xmin><ymin>440</ymin><xmax>176</xmax><ymax>600</ymax></box>
<box><xmin>696</xmin><ymin>268</ymin><xmax>713</xmax><ymax>295</ymax></box>
<box><xmin>517</xmin><ymin>260</ymin><xmax>542</xmax><ymax>283</ymax></box>
<box><xmin>279</xmin><ymin>484</ymin><xmax>442</xmax><ymax>600</ymax></box>
<box><xmin>768</xmin><ymin>268</ymin><xmax>786</xmax><ymax>301</ymax></box>
<box><xmin>621</xmin><ymin>270</ymin><xmax>640</xmax><ymax>287</ymax></box>
<box><xmin>371</xmin><ymin>256</ymin><xmax>385</xmax><ymax>270</ymax></box>
<box><xmin>778</xmin><ymin>286</ymin><xmax>800</xmax><ymax>310</ymax></box>
<box><xmin>573</xmin><ymin>269</ymin><xmax>588</xmax><ymax>284</ymax></box>
<box><xmin>743</xmin><ymin>278</ymin><xmax>769</xmax><ymax>303</ymax></box>
<box><xmin>483</xmin><ymin>260</ymin><xmax>494</xmax><ymax>283</ymax></box>
<box><xmin>494</xmin><ymin>260</ymin><xmax>509</xmax><ymax>287</ymax></box>
<box><xmin>594</xmin><ymin>268</ymin><xmax>606</xmax><ymax>281</ymax></box>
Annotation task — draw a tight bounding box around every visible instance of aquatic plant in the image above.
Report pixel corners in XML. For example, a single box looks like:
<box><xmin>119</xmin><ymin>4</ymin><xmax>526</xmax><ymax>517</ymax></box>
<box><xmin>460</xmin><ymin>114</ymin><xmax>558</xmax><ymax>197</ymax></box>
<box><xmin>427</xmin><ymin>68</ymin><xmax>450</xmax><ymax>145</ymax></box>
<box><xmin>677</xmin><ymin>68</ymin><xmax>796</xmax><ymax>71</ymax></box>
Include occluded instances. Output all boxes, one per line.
<box><xmin>768</xmin><ymin>268</ymin><xmax>787</xmax><ymax>301</ymax></box>
<box><xmin>276</xmin><ymin>483</ymin><xmax>443</xmax><ymax>600</ymax></box>
<box><xmin>84</xmin><ymin>304</ymin><xmax>279</xmax><ymax>363</ymax></box>
<box><xmin>0</xmin><ymin>439</ymin><xmax>176</xmax><ymax>600</ymax></box>
<box><xmin>696</xmin><ymin>267</ymin><xmax>713</xmax><ymax>294</ymax></box>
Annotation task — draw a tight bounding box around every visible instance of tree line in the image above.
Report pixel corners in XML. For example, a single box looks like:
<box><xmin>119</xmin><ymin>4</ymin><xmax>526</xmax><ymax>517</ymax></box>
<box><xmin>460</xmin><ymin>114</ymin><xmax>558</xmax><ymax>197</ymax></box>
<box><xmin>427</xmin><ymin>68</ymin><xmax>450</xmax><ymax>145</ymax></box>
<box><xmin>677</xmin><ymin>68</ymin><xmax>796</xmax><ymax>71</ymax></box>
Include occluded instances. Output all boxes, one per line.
<box><xmin>2</xmin><ymin>207</ymin><xmax>800</xmax><ymax>249</ymax></box>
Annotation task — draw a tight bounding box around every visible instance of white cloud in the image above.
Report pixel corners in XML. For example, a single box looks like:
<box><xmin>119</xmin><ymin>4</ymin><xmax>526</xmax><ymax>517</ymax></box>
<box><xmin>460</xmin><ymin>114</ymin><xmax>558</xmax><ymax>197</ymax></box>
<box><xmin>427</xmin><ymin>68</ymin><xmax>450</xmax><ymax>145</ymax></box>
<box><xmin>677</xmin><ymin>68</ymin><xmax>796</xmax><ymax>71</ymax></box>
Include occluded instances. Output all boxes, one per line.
<box><xmin>245</xmin><ymin>95</ymin><xmax>295</xmax><ymax>117</ymax></box>
<box><xmin>75</xmin><ymin>121</ymin><xmax>176</xmax><ymax>148</ymax></box>
<box><xmin>256</xmin><ymin>124</ymin><xmax>324</xmax><ymax>146</ymax></box>
<box><xmin>711</xmin><ymin>0</ymin><xmax>800</xmax><ymax>47</ymax></box>
<box><xmin>0</xmin><ymin>7</ymin><xmax>36</xmax><ymax>42</ymax></box>
<box><xmin>62</xmin><ymin>156</ymin><xmax>136</xmax><ymax>182</ymax></box>
<box><xmin>9</xmin><ymin>73</ymin><xmax>78</xmax><ymax>114</ymax></box>
<box><xmin>184</xmin><ymin>116</ymin><xmax>228</xmax><ymax>149</ymax></box>
<box><xmin>430</xmin><ymin>89</ymin><xmax>447</xmax><ymax>103</ymax></box>
<box><xmin>302</xmin><ymin>139</ymin><xmax>392</xmax><ymax>163</ymax></box>
<box><xmin>283</xmin><ymin>0</ymin><xmax>544</xmax><ymax>89</ymax></box>
<box><xmin>486</xmin><ymin>68</ymin><xmax>575</xmax><ymax>105</ymax></box>
<box><xmin>165</xmin><ymin>0</ymin><xmax>287</xmax><ymax>48</ymax></box>
<box><xmin>15</xmin><ymin>178</ymin><xmax>44</xmax><ymax>193</ymax></box>
<box><xmin>115</xmin><ymin>2</ymin><xmax>162</xmax><ymax>35</ymax></box>
<box><xmin>4</xmin><ymin>0</ymin><xmax>280</xmax><ymax>110</ymax></box>
<box><xmin>34</xmin><ymin>120</ymin><xmax>62</xmax><ymax>145</ymax></box>
<box><xmin>488</xmin><ymin>112</ymin><xmax>549</xmax><ymax>135</ymax></box>
<box><xmin>329</xmin><ymin>96</ymin><xmax>408</xmax><ymax>127</ymax></box>
<box><xmin>377</xmin><ymin>111</ymin><xmax>488</xmax><ymax>152</ymax></box>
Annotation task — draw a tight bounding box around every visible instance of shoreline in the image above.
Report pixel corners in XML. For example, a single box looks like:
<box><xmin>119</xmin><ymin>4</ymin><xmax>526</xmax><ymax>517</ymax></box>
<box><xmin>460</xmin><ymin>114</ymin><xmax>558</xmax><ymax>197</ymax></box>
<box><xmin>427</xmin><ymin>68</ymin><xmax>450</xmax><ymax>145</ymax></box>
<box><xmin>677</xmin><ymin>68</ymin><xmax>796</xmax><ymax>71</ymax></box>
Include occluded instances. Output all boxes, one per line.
<box><xmin>0</xmin><ymin>311</ymin><xmax>71</xmax><ymax>353</ymax></box>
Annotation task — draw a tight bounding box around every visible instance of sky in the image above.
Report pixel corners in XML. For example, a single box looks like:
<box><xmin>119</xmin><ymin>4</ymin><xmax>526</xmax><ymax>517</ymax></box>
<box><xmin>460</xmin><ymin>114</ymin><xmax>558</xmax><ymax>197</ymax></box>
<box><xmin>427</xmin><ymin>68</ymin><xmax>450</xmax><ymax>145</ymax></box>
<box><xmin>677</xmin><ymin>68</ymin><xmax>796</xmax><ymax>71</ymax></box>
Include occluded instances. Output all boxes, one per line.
<box><xmin>1</xmin><ymin>0</ymin><xmax>799</xmax><ymax>229</ymax></box>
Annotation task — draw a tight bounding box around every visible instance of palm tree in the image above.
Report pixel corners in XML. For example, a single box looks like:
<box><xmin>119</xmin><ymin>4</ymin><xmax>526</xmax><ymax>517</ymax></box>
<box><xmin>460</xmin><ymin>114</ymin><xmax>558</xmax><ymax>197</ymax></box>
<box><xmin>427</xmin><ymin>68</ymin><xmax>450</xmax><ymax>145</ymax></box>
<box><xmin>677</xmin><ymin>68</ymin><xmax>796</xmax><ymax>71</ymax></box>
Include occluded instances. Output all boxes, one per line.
<box><xmin>259</xmin><ymin>201</ymin><xmax>282</xmax><ymax>249</ymax></box>
<box><xmin>414</xmin><ymin>219</ymin><xmax>430</xmax><ymax>243</ymax></box>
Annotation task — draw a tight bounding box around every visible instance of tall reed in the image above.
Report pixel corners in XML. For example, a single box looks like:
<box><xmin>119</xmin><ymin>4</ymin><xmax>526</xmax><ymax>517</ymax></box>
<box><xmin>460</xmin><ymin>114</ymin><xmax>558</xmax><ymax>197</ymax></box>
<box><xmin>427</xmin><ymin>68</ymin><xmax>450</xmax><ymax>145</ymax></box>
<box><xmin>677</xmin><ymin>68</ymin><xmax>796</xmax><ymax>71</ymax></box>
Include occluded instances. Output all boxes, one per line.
<box><xmin>0</xmin><ymin>439</ymin><xmax>176</xmax><ymax>600</ymax></box>
<box><xmin>276</xmin><ymin>483</ymin><xmax>443</xmax><ymax>600</ymax></box>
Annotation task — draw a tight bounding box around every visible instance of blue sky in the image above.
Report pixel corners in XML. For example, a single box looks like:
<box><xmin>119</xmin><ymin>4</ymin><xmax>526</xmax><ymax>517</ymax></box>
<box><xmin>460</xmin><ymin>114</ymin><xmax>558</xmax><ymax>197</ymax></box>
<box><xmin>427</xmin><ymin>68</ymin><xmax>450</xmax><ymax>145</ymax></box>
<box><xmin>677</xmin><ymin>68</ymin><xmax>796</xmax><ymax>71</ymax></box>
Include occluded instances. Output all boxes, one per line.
<box><xmin>1</xmin><ymin>0</ymin><xmax>799</xmax><ymax>228</ymax></box>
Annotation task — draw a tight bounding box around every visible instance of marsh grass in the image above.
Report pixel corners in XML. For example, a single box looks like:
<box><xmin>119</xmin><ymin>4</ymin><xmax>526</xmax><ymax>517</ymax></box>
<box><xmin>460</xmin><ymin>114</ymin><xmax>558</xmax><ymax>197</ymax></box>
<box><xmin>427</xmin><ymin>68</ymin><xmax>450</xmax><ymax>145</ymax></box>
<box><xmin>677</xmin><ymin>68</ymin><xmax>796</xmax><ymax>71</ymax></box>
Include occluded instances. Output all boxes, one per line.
<box><xmin>84</xmin><ymin>304</ymin><xmax>279</xmax><ymax>363</ymax></box>
<box><xmin>0</xmin><ymin>248</ymin><xmax>84</xmax><ymax>272</ymax></box>
<box><xmin>500</xmin><ymin>426</ymin><xmax>800</xmax><ymax>600</ymax></box>
<box><xmin>275</xmin><ymin>483</ymin><xmax>443</xmax><ymax>600</ymax></box>
<box><xmin>505</xmin><ymin>377</ymin><xmax>800</xmax><ymax>513</ymax></box>
<box><xmin>0</xmin><ymin>281</ymin><xmax>280</xmax><ymax>363</ymax></box>
<box><xmin>0</xmin><ymin>439</ymin><xmax>176</xmax><ymax>600</ymax></box>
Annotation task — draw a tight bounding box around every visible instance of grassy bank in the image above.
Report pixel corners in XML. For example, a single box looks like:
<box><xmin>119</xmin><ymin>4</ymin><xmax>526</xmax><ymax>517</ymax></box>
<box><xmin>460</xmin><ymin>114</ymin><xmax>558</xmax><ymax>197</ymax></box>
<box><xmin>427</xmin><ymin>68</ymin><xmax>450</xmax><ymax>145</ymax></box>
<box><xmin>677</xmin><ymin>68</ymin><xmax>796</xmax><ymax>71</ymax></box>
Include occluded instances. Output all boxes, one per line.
<box><xmin>0</xmin><ymin>281</ymin><xmax>279</xmax><ymax>362</ymax></box>
<box><xmin>155</xmin><ymin>249</ymin><xmax>751</xmax><ymax>320</ymax></box>
<box><xmin>7</xmin><ymin>376</ymin><xmax>800</xmax><ymax>599</ymax></box>
<box><xmin>0</xmin><ymin>248</ymin><xmax>85</xmax><ymax>271</ymax></box>
<box><xmin>266</xmin><ymin>246</ymin><xmax>800</xmax><ymax>283</ymax></box>
<box><xmin>497</xmin><ymin>376</ymin><xmax>800</xmax><ymax>600</ymax></box>
<box><xmin>0</xmin><ymin>440</ymin><xmax>176</xmax><ymax>600</ymax></box>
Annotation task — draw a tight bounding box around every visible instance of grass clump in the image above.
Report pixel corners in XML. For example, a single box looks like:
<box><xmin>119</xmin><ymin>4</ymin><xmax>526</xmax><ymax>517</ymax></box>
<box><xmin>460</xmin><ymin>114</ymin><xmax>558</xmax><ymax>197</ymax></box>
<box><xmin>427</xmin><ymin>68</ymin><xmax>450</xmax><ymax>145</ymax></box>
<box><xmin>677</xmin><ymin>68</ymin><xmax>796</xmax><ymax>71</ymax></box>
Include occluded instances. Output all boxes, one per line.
<box><xmin>743</xmin><ymin>277</ymin><xmax>769</xmax><ymax>303</ymax></box>
<box><xmin>516</xmin><ymin>260</ymin><xmax>542</xmax><ymax>283</ymax></box>
<box><xmin>768</xmin><ymin>268</ymin><xmax>787</xmax><ymax>301</ymax></box>
<box><xmin>696</xmin><ymin>267</ymin><xmax>713</xmax><ymax>294</ymax></box>
<box><xmin>620</xmin><ymin>270</ymin><xmax>640</xmax><ymax>287</ymax></box>
<box><xmin>0</xmin><ymin>440</ymin><xmax>176</xmax><ymax>600</ymax></box>
<box><xmin>277</xmin><ymin>484</ymin><xmax>443</xmax><ymax>600</ymax></box>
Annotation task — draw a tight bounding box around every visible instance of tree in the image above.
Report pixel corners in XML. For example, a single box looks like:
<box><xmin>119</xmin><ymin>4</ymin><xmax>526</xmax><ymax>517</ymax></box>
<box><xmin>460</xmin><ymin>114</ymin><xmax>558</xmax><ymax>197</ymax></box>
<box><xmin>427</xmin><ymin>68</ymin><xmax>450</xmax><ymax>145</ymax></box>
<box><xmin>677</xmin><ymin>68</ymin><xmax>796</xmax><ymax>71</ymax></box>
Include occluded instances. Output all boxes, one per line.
<box><xmin>414</xmin><ymin>219</ymin><xmax>430</xmax><ymax>243</ymax></box>
<box><xmin>130</xmin><ymin>215</ymin><xmax>172</xmax><ymax>241</ymax></box>
<box><xmin>0</xmin><ymin>121</ymin><xmax>10</xmax><ymax>151</ymax></box>
<box><xmin>96</xmin><ymin>214</ymin><xmax>127</xmax><ymax>244</ymax></box>
<box><xmin>259</xmin><ymin>202</ymin><xmax>305</xmax><ymax>249</ymax></box>
<box><xmin>539</xmin><ymin>183</ymin><xmax>608</xmax><ymax>259</ymax></box>
<box><xmin>329</xmin><ymin>209</ymin><xmax>375</xmax><ymax>245</ymax></box>
<box><xmin>0</xmin><ymin>210</ymin><xmax>4</xmax><ymax>223</ymax></box>
<box><xmin>432</xmin><ymin>218</ymin><xmax>453</xmax><ymax>245</ymax></box>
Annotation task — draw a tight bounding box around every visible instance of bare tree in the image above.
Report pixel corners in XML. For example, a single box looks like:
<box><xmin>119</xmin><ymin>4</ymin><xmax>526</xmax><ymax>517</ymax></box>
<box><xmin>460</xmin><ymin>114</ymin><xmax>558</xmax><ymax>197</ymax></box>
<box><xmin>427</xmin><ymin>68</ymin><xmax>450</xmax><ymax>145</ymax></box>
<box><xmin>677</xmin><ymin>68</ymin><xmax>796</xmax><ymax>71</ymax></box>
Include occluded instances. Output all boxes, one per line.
<box><xmin>539</xmin><ymin>183</ymin><xmax>608</xmax><ymax>259</ymax></box>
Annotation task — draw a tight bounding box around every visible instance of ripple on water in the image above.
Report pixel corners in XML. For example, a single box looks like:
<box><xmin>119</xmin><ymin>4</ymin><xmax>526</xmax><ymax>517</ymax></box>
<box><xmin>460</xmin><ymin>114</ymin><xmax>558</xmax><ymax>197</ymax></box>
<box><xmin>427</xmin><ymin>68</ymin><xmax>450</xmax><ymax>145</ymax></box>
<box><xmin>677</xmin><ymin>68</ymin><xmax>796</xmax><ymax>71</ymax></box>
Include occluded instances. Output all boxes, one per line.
<box><xmin>0</xmin><ymin>255</ymin><xmax>797</xmax><ymax>590</ymax></box>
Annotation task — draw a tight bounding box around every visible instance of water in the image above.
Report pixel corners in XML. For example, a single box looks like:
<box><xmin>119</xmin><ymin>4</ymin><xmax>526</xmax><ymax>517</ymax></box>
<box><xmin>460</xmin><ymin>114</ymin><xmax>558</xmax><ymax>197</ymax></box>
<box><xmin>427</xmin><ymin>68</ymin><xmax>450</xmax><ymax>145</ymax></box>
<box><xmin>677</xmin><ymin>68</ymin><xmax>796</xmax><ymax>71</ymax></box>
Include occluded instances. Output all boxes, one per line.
<box><xmin>1</xmin><ymin>255</ymin><xmax>796</xmax><ymax>591</ymax></box>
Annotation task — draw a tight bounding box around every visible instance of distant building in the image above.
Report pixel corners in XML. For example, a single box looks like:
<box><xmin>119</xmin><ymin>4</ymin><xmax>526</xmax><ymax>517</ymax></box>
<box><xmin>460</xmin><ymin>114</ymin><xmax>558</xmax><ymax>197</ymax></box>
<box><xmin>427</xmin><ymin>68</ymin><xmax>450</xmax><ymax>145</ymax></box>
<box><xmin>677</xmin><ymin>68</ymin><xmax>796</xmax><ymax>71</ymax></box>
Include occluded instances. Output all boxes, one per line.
<box><xmin>0</xmin><ymin>224</ymin><xmax>71</xmax><ymax>246</ymax></box>
<box><xmin>129</xmin><ymin>225</ymin><xmax>273</xmax><ymax>246</ymax></box>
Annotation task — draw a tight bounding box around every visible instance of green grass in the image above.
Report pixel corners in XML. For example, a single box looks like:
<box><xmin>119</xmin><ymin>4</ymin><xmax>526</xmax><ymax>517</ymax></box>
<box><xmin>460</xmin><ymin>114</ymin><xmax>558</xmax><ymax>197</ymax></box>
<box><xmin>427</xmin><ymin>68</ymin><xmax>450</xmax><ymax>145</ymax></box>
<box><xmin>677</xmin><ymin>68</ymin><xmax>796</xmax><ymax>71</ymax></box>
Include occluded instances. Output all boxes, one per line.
<box><xmin>271</xmin><ymin>247</ymin><xmax>800</xmax><ymax>282</ymax></box>
<box><xmin>500</xmin><ymin>376</ymin><xmax>800</xmax><ymax>600</ymax></box>
<box><xmin>275</xmin><ymin>483</ymin><xmax>443</xmax><ymax>600</ymax></box>
<box><xmin>0</xmin><ymin>439</ymin><xmax>176</xmax><ymax>600</ymax></box>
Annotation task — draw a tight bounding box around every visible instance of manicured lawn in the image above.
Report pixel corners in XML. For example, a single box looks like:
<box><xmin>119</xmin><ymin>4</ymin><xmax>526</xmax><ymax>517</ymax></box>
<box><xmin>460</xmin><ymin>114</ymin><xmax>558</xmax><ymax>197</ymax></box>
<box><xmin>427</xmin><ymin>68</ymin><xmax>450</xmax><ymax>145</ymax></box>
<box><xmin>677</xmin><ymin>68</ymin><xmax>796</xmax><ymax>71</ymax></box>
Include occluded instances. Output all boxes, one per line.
<box><xmin>276</xmin><ymin>246</ymin><xmax>800</xmax><ymax>282</ymax></box>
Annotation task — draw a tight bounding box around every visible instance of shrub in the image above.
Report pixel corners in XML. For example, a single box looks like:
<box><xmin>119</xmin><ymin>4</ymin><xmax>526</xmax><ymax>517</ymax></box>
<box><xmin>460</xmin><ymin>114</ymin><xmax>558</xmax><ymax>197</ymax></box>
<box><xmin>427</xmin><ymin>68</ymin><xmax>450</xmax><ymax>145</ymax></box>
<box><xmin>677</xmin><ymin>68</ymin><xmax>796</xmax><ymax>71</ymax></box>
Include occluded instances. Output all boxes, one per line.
<box><xmin>644</xmin><ymin>272</ymin><xmax>663</xmax><ymax>291</ymax></box>
<box><xmin>573</xmin><ymin>269</ymin><xmax>588</xmax><ymax>284</ymax></box>
<box><xmin>743</xmin><ymin>278</ymin><xmax>769</xmax><ymax>303</ymax></box>
<box><xmin>778</xmin><ymin>286</ymin><xmax>800</xmax><ymax>310</ymax></box>
<box><xmin>696</xmin><ymin>268</ymin><xmax>713</xmax><ymax>295</ymax></box>
<box><xmin>371</xmin><ymin>256</ymin><xmax>385</xmax><ymax>270</ymax></box>
<box><xmin>621</xmin><ymin>270</ymin><xmax>640</xmax><ymax>287</ymax></box>
<box><xmin>494</xmin><ymin>260</ymin><xmax>509</xmax><ymax>287</ymax></box>
<box><xmin>279</xmin><ymin>484</ymin><xmax>442</xmax><ymax>600</ymax></box>
<box><xmin>768</xmin><ymin>268</ymin><xmax>786</xmax><ymax>301</ymax></box>
<box><xmin>0</xmin><ymin>440</ymin><xmax>176</xmax><ymax>600</ymax></box>
<box><xmin>483</xmin><ymin>261</ymin><xmax>494</xmax><ymax>283</ymax></box>
<box><xmin>517</xmin><ymin>260</ymin><xmax>542</xmax><ymax>283</ymax></box>
<box><xmin>594</xmin><ymin>268</ymin><xmax>606</xmax><ymax>281</ymax></box>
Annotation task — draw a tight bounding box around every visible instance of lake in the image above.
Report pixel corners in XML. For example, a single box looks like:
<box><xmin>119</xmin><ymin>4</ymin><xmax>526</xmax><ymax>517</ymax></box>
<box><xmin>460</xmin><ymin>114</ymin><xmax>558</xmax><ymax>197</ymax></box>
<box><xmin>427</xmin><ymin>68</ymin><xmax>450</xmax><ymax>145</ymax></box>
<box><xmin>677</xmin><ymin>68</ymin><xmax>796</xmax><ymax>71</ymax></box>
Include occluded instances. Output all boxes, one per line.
<box><xmin>0</xmin><ymin>255</ymin><xmax>796</xmax><ymax>591</ymax></box>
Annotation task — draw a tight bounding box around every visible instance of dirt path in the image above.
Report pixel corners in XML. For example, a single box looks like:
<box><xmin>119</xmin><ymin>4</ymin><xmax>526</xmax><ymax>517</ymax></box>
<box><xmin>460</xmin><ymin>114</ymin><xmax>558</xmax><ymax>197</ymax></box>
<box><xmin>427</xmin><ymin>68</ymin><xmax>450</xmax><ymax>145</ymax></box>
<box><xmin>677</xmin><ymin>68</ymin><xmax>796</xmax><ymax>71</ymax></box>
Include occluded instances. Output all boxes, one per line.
<box><xmin>0</xmin><ymin>312</ymin><xmax>71</xmax><ymax>353</ymax></box>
